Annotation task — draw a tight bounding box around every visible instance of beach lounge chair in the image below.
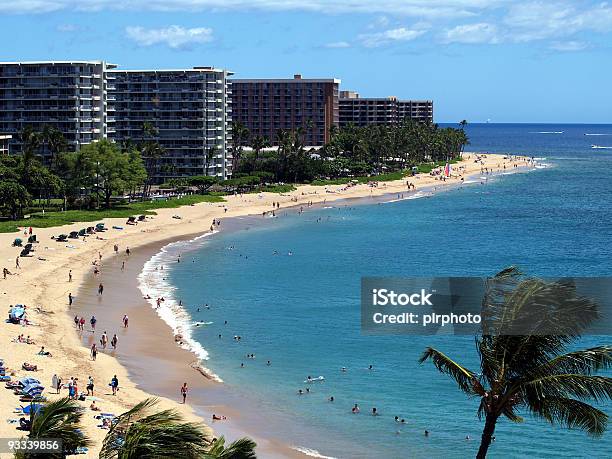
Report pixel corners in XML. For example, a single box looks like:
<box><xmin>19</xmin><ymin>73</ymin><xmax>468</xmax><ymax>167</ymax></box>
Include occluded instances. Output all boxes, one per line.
<box><xmin>19</xmin><ymin>248</ymin><xmax>31</xmax><ymax>257</ymax></box>
<box><xmin>22</xmin><ymin>363</ymin><xmax>37</xmax><ymax>372</ymax></box>
<box><xmin>56</xmin><ymin>234</ymin><xmax>68</xmax><ymax>242</ymax></box>
<box><xmin>79</xmin><ymin>229</ymin><xmax>87</xmax><ymax>237</ymax></box>
<box><xmin>95</xmin><ymin>223</ymin><xmax>106</xmax><ymax>232</ymax></box>
<box><xmin>24</xmin><ymin>243</ymin><xmax>34</xmax><ymax>252</ymax></box>
<box><xmin>69</xmin><ymin>231</ymin><xmax>79</xmax><ymax>239</ymax></box>
<box><xmin>27</xmin><ymin>235</ymin><xmax>37</xmax><ymax>243</ymax></box>
<box><xmin>12</xmin><ymin>238</ymin><xmax>23</xmax><ymax>247</ymax></box>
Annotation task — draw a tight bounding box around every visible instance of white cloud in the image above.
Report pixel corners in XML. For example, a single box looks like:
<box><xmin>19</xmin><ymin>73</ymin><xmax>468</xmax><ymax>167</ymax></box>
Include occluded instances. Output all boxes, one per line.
<box><xmin>324</xmin><ymin>41</ymin><xmax>351</xmax><ymax>48</ymax></box>
<box><xmin>504</xmin><ymin>1</ymin><xmax>612</xmax><ymax>41</ymax></box>
<box><xmin>0</xmin><ymin>0</ymin><xmax>499</xmax><ymax>18</ymax></box>
<box><xmin>441</xmin><ymin>22</ymin><xmax>499</xmax><ymax>44</ymax></box>
<box><xmin>549</xmin><ymin>40</ymin><xmax>589</xmax><ymax>51</ymax></box>
<box><xmin>126</xmin><ymin>25</ymin><xmax>214</xmax><ymax>49</ymax></box>
<box><xmin>359</xmin><ymin>26</ymin><xmax>428</xmax><ymax>47</ymax></box>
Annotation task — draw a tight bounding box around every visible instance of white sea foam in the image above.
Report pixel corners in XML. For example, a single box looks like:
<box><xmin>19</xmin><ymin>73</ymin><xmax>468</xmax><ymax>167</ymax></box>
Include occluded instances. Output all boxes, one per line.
<box><xmin>137</xmin><ymin>231</ymin><xmax>223</xmax><ymax>383</ymax></box>
<box><xmin>382</xmin><ymin>191</ymin><xmax>429</xmax><ymax>203</ymax></box>
<box><xmin>585</xmin><ymin>133</ymin><xmax>612</xmax><ymax>136</ymax></box>
<box><xmin>591</xmin><ymin>145</ymin><xmax>612</xmax><ymax>149</ymax></box>
<box><xmin>292</xmin><ymin>446</ymin><xmax>337</xmax><ymax>459</ymax></box>
<box><xmin>530</xmin><ymin>131</ymin><xmax>563</xmax><ymax>134</ymax></box>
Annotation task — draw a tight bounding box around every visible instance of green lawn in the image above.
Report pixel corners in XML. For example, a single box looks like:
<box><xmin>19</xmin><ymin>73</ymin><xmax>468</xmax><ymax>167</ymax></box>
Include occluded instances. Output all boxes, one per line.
<box><xmin>0</xmin><ymin>195</ymin><xmax>225</xmax><ymax>233</ymax></box>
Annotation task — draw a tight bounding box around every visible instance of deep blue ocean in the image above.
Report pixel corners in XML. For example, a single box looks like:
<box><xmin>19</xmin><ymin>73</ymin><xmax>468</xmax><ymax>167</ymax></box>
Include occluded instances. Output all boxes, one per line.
<box><xmin>162</xmin><ymin>124</ymin><xmax>612</xmax><ymax>458</ymax></box>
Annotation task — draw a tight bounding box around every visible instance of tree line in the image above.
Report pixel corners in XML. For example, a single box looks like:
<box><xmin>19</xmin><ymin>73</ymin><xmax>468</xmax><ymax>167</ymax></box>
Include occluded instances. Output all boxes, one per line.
<box><xmin>0</xmin><ymin>120</ymin><xmax>469</xmax><ymax>220</ymax></box>
<box><xmin>231</xmin><ymin>119</ymin><xmax>469</xmax><ymax>183</ymax></box>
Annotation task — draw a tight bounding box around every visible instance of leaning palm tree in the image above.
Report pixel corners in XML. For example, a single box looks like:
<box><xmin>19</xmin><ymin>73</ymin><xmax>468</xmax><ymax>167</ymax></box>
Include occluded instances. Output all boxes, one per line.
<box><xmin>100</xmin><ymin>398</ymin><xmax>256</xmax><ymax>459</ymax></box>
<box><xmin>203</xmin><ymin>436</ymin><xmax>257</xmax><ymax>459</ymax></box>
<box><xmin>15</xmin><ymin>397</ymin><xmax>91</xmax><ymax>458</ymax></box>
<box><xmin>420</xmin><ymin>267</ymin><xmax>612</xmax><ymax>459</ymax></box>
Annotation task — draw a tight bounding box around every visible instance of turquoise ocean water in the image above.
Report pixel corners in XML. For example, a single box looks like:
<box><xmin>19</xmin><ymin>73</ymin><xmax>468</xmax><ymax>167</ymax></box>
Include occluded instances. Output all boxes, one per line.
<box><xmin>149</xmin><ymin>124</ymin><xmax>612</xmax><ymax>458</ymax></box>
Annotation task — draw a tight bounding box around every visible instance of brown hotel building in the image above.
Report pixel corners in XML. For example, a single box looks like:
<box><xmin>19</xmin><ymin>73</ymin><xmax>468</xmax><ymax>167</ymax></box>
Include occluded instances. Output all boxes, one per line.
<box><xmin>231</xmin><ymin>74</ymin><xmax>340</xmax><ymax>146</ymax></box>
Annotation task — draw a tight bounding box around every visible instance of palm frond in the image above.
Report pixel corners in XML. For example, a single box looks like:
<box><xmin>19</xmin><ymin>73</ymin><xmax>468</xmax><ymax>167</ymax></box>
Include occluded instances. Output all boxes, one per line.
<box><xmin>204</xmin><ymin>436</ymin><xmax>257</xmax><ymax>459</ymax></box>
<box><xmin>419</xmin><ymin>347</ymin><xmax>482</xmax><ymax>396</ymax></box>
<box><xmin>29</xmin><ymin>397</ymin><xmax>91</xmax><ymax>457</ymax></box>
<box><xmin>526</xmin><ymin>346</ymin><xmax>612</xmax><ymax>380</ymax></box>
<box><xmin>524</xmin><ymin>374</ymin><xmax>612</xmax><ymax>404</ymax></box>
<box><xmin>530</xmin><ymin>397</ymin><xmax>608</xmax><ymax>437</ymax></box>
<box><xmin>100</xmin><ymin>397</ymin><xmax>209</xmax><ymax>459</ymax></box>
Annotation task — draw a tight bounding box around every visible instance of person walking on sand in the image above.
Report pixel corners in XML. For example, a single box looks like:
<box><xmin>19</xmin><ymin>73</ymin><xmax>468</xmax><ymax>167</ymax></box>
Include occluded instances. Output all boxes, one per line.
<box><xmin>68</xmin><ymin>293</ymin><xmax>73</xmax><ymax>306</ymax></box>
<box><xmin>87</xmin><ymin>376</ymin><xmax>94</xmax><ymax>396</ymax></box>
<box><xmin>68</xmin><ymin>270</ymin><xmax>72</xmax><ymax>282</ymax></box>
<box><xmin>181</xmin><ymin>382</ymin><xmax>188</xmax><ymax>404</ymax></box>
<box><xmin>15</xmin><ymin>256</ymin><xmax>20</xmax><ymax>269</ymax></box>
<box><xmin>91</xmin><ymin>343</ymin><xmax>98</xmax><ymax>361</ymax></box>
<box><xmin>122</xmin><ymin>314</ymin><xmax>129</xmax><ymax>328</ymax></box>
<box><xmin>111</xmin><ymin>375</ymin><xmax>119</xmax><ymax>395</ymax></box>
<box><xmin>126</xmin><ymin>247</ymin><xmax>131</xmax><ymax>256</ymax></box>
<box><xmin>111</xmin><ymin>334</ymin><xmax>118</xmax><ymax>350</ymax></box>
<box><xmin>98</xmin><ymin>283</ymin><xmax>104</xmax><ymax>295</ymax></box>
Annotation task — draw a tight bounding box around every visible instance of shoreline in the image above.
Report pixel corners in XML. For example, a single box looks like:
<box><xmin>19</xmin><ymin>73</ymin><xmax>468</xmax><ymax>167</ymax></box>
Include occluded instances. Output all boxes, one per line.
<box><xmin>0</xmin><ymin>153</ymin><xmax>537</xmax><ymax>457</ymax></box>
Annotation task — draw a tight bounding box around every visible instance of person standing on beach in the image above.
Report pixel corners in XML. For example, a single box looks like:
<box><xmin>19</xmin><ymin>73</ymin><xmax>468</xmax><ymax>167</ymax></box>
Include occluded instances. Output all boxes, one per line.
<box><xmin>114</xmin><ymin>244</ymin><xmax>118</xmax><ymax>254</ymax></box>
<box><xmin>15</xmin><ymin>257</ymin><xmax>20</xmax><ymax>269</ymax></box>
<box><xmin>111</xmin><ymin>375</ymin><xmax>119</xmax><ymax>395</ymax></box>
<box><xmin>52</xmin><ymin>374</ymin><xmax>59</xmax><ymax>394</ymax></box>
<box><xmin>122</xmin><ymin>315</ymin><xmax>129</xmax><ymax>328</ymax></box>
<box><xmin>91</xmin><ymin>343</ymin><xmax>98</xmax><ymax>361</ymax></box>
<box><xmin>121</xmin><ymin>261</ymin><xmax>125</xmax><ymax>271</ymax></box>
<box><xmin>79</xmin><ymin>317</ymin><xmax>85</xmax><ymax>331</ymax></box>
<box><xmin>181</xmin><ymin>382</ymin><xmax>188</xmax><ymax>404</ymax></box>
<box><xmin>68</xmin><ymin>293</ymin><xmax>73</xmax><ymax>306</ymax></box>
<box><xmin>68</xmin><ymin>270</ymin><xmax>72</xmax><ymax>282</ymax></box>
<box><xmin>101</xmin><ymin>331</ymin><xmax>108</xmax><ymax>349</ymax></box>
<box><xmin>126</xmin><ymin>247</ymin><xmax>131</xmax><ymax>256</ymax></box>
<box><xmin>90</xmin><ymin>315</ymin><xmax>97</xmax><ymax>332</ymax></box>
<box><xmin>98</xmin><ymin>283</ymin><xmax>104</xmax><ymax>295</ymax></box>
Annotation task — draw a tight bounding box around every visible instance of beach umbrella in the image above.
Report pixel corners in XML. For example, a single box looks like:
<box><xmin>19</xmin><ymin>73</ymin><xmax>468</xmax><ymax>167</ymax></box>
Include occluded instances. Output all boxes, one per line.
<box><xmin>22</xmin><ymin>403</ymin><xmax>44</xmax><ymax>415</ymax></box>
<box><xmin>19</xmin><ymin>377</ymin><xmax>40</xmax><ymax>386</ymax></box>
<box><xmin>22</xmin><ymin>383</ymin><xmax>45</xmax><ymax>394</ymax></box>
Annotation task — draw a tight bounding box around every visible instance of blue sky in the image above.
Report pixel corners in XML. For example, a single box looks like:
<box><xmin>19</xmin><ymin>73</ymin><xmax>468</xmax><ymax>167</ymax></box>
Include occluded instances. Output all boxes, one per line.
<box><xmin>1</xmin><ymin>0</ymin><xmax>611</xmax><ymax>123</ymax></box>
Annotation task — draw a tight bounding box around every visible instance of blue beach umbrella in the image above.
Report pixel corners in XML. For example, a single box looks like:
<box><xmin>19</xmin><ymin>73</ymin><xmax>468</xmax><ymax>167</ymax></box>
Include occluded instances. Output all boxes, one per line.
<box><xmin>22</xmin><ymin>404</ymin><xmax>44</xmax><ymax>415</ymax></box>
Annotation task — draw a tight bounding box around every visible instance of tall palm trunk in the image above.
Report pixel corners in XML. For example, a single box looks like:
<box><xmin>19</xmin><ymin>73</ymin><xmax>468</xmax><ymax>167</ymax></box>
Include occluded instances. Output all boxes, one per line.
<box><xmin>476</xmin><ymin>413</ymin><xmax>498</xmax><ymax>459</ymax></box>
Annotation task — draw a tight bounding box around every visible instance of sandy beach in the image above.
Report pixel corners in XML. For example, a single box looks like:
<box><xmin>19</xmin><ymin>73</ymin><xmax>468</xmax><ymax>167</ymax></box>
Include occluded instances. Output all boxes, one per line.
<box><xmin>0</xmin><ymin>153</ymin><xmax>535</xmax><ymax>458</ymax></box>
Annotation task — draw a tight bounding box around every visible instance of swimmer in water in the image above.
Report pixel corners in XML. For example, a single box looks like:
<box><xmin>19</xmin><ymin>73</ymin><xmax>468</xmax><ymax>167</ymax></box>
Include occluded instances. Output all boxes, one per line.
<box><xmin>352</xmin><ymin>404</ymin><xmax>360</xmax><ymax>414</ymax></box>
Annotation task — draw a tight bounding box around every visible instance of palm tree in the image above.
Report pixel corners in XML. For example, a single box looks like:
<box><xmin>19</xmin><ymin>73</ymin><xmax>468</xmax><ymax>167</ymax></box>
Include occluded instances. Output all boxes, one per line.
<box><xmin>204</xmin><ymin>436</ymin><xmax>257</xmax><ymax>459</ymax></box>
<box><xmin>250</xmin><ymin>135</ymin><xmax>270</xmax><ymax>166</ymax></box>
<box><xmin>419</xmin><ymin>267</ymin><xmax>612</xmax><ymax>458</ymax></box>
<box><xmin>17</xmin><ymin>125</ymin><xmax>42</xmax><ymax>188</ymax></box>
<box><xmin>100</xmin><ymin>398</ymin><xmax>256</xmax><ymax>459</ymax></box>
<box><xmin>16</xmin><ymin>398</ymin><xmax>91</xmax><ymax>458</ymax></box>
<box><xmin>100</xmin><ymin>398</ymin><xmax>207</xmax><ymax>459</ymax></box>
<box><xmin>229</xmin><ymin>121</ymin><xmax>250</xmax><ymax>174</ymax></box>
<box><xmin>42</xmin><ymin>125</ymin><xmax>67</xmax><ymax>171</ymax></box>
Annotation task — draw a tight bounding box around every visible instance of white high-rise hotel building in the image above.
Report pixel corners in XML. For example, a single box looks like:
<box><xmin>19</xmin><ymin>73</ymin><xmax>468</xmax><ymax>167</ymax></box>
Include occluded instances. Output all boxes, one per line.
<box><xmin>0</xmin><ymin>61</ymin><xmax>234</xmax><ymax>181</ymax></box>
